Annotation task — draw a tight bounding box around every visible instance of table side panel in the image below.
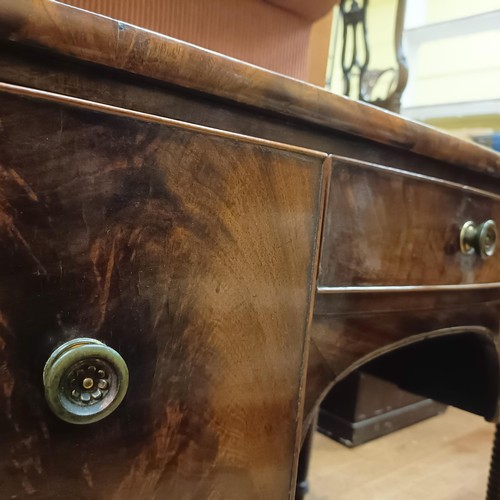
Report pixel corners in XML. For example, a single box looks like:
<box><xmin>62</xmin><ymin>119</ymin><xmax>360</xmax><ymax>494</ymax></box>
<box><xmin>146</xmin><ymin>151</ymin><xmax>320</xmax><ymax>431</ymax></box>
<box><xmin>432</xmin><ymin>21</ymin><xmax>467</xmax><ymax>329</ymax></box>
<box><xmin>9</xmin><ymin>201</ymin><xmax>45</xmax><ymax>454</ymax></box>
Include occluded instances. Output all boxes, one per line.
<box><xmin>0</xmin><ymin>92</ymin><xmax>325</xmax><ymax>499</ymax></box>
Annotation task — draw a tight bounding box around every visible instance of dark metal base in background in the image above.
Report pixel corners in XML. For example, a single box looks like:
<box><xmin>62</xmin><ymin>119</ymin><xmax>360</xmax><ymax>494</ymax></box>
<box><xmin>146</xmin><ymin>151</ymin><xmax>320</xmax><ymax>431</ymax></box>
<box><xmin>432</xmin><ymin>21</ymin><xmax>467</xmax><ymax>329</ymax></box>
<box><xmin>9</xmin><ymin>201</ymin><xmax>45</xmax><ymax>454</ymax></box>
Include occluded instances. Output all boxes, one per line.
<box><xmin>318</xmin><ymin>371</ymin><xmax>447</xmax><ymax>447</ymax></box>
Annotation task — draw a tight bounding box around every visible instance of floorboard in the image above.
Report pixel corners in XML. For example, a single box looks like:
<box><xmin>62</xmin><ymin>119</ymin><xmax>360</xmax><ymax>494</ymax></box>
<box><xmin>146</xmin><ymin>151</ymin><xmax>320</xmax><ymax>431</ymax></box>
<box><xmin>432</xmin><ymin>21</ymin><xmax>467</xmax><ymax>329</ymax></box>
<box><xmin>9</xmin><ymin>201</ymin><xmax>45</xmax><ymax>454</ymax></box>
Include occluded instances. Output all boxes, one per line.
<box><xmin>309</xmin><ymin>407</ymin><xmax>494</xmax><ymax>500</ymax></box>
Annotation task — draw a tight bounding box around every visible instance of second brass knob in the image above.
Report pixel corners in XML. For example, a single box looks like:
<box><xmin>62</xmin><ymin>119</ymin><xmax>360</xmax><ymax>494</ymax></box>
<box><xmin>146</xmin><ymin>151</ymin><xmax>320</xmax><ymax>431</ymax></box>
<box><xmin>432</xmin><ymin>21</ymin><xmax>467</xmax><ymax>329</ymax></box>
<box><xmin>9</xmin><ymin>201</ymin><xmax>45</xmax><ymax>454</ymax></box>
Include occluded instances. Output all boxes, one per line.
<box><xmin>460</xmin><ymin>220</ymin><xmax>497</xmax><ymax>259</ymax></box>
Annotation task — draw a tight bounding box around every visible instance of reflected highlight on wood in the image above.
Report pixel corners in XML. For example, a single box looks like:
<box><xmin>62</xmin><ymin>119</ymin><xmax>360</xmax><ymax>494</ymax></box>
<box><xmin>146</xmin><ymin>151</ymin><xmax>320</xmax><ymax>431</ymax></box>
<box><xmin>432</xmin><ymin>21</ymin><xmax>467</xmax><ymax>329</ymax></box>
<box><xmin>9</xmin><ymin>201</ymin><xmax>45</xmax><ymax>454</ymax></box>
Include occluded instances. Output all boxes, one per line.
<box><xmin>0</xmin><ymin>89</ymin><xmax>326</xmax><ymax>498</ymax></box>
<box><xmin>0</xmin><ymin>1</ymin><xmax>500</xmax><ymax>498</ymax></box>
<box><xmin>0</xmin><ymin>0</ymin><xmax>499</xmax><ymax>176</ymax></box>
<box><xmin>319</xmin><ymin>157</ymin><xmax>500</xmax><ymax>288</ymax></box>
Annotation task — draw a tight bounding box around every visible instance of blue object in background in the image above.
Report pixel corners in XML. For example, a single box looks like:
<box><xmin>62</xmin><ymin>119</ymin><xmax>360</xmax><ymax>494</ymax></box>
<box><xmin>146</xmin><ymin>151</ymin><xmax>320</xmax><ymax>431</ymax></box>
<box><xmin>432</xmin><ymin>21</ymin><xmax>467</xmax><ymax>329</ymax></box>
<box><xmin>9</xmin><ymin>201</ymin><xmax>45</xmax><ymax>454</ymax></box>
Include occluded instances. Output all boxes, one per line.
<box><xmin>492</xmin><ymin>133</ymin><xmax>500</xmax><ymax>152</ymax></box>
<box><xmin>472</xmin><ymin>133</ymin><xmax>500</xmax><ymax>152</ymax></box>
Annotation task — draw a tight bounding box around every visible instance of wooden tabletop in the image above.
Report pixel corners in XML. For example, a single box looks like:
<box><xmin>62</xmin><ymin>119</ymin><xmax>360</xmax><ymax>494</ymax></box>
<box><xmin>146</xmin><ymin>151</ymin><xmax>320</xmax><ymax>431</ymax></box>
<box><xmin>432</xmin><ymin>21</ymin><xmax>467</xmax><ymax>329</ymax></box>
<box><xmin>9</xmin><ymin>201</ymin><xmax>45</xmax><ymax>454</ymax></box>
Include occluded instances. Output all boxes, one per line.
<box><xmin>1</xmin><ymin>0</ymin><xmax>500</xmax><ymax>176</ymax></box>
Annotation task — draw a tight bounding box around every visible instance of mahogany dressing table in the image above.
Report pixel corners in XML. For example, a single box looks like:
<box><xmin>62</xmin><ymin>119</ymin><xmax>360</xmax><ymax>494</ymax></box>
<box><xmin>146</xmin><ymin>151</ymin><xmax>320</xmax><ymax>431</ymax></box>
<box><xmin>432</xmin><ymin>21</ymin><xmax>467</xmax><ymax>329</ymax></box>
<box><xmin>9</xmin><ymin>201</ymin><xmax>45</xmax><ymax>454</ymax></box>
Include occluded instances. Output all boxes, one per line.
<box><xmin>1</xmin><ymin>1</ymin><xmax>500</xmax><ymax>498</ymax></box>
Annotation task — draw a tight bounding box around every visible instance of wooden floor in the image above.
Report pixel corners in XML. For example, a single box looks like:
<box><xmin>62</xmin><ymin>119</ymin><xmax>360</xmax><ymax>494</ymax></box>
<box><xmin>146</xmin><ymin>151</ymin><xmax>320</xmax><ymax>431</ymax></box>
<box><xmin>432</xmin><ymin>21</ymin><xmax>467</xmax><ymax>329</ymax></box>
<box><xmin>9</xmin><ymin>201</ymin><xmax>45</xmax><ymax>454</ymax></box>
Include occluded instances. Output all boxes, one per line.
<box><xmin>308</xmin><ymin>407</ymin><xmax>495</xmax><ymax>500</ymax></box>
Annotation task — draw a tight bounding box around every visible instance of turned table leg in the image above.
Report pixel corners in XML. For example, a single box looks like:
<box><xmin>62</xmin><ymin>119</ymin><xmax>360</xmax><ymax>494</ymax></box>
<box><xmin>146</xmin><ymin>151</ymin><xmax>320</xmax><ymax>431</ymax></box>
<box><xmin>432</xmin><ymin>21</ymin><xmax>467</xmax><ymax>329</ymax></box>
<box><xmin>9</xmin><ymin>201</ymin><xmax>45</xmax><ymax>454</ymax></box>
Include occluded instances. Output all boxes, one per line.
<box><xmin>487</xmin><ymin>424</ymin><xmax>500</xmax><ymax>499</ymax></box>
<box><xmin>296</xmin><ymin>412</ymin><xmax>318</xmax><ymax>500</ymax></box>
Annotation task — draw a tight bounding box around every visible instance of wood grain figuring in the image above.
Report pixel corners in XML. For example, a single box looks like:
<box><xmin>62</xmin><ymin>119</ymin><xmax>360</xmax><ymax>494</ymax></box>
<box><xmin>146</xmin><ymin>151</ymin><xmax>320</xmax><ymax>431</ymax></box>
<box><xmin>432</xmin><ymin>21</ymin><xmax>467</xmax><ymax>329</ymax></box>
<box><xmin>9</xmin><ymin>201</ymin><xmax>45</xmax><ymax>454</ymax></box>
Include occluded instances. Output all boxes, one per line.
<box><xmin>61</xmin><ymin>0</ymin><xmax>314</xmax><ymax>79</ymax></box>
<box><xmin>303</xmin><ymin>295</ymin><xmax>500</xmax><ymax>432</ymax></box>
<box><xmin>0</xmin><ymin>81</ymin><xmax>326</xmax><ymax>159</ymax></box>
<box><xmin>0</xmin><ymin>91</ymin><xmax>326</xmax><ymax>499</ymax></box>
<box><xmin>5</xmin><ymin>44</ymin><xmax>497</xmax><ymax>196</ymax></box>
<box><xmin>0</xmin><ymin>0</ymin><xmax>499</xmax><ymax>176</ymax></box>
<box><xmin>319</xmin><ymin>157</ymin><xmax>500</xmax><ymax>288</ymax></box>
<box><xmin>2</xmin><ymin>2</ymin><xmax>500</xmax><ymax>497</ymax></box>
<box><xmin>311</xmin><ymin>311</ymin><xmax>498</xmax><ymax>382</ymax></box>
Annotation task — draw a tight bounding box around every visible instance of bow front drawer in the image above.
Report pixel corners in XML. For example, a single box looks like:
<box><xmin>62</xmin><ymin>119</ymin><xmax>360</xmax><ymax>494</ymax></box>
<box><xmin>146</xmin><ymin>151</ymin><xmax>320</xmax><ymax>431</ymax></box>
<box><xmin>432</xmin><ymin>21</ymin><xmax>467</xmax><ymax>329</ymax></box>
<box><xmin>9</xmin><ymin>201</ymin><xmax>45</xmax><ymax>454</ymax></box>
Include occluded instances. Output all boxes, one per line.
<box><xmin>318</xmin><ymin>157</ymin><xmax>500</xmax><ymax>290</ymax></box>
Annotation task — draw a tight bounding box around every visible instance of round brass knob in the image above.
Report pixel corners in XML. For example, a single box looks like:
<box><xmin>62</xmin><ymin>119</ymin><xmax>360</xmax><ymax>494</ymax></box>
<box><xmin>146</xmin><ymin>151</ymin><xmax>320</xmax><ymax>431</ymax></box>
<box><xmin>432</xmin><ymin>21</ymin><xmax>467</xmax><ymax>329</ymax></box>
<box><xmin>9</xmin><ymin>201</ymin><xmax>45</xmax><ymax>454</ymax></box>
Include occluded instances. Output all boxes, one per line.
<box><xmin>43</xmin><ymin>338</ymin><xmax>129</xmax><ymax>424</ymax></box>
<box><xmin>460</xmin><ymin>220</ymin><xmax>497</xmax><ymax>259</ymax></box>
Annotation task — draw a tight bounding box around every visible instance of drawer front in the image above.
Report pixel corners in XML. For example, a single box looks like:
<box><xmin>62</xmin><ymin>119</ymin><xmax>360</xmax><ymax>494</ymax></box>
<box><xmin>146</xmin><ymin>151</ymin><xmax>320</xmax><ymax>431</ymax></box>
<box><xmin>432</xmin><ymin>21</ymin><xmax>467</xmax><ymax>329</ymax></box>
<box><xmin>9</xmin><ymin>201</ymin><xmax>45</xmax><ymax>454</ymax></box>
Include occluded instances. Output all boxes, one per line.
<box><xmin>0</xmin><ymin>89</ymin><xmax>326</xmax><ymax>499</ymax></box>
<box><xmin>318</xmin><ymin>157</ymin><xmax>500</xmax><ymax>289</ymax></box>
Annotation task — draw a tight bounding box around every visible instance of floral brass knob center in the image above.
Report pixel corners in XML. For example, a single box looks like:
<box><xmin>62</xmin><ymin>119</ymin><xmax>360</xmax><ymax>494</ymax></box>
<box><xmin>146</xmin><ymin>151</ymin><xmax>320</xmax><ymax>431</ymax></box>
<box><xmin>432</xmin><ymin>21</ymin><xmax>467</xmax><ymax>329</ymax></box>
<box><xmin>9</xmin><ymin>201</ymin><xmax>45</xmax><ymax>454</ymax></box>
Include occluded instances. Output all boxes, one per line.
<box><xmin>68</xmin><ymin>361</ymin><xmax>111</xmax><ymax>404</ymax></box>
<box><xmin>43</xmin><ymin>338</ymin><xmax>129</xmax><ymax>424</ymax></box>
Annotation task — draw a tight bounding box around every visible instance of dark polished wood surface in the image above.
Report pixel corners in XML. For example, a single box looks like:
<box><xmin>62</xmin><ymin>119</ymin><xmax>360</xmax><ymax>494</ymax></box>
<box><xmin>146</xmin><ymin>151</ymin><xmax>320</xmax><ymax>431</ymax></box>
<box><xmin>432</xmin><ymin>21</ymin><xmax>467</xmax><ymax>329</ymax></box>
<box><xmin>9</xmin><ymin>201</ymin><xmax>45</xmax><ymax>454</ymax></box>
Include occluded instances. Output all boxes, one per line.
<box><xmin>2</xmin><ymin>38</ymin><xmax>499</xmax><ymax>197</ymax></box>
<box><xmin>1</xmin><ymin>1</ymin><xmax>500</xmax><ymax>498</ymax></box>
<box><xmin>0</xmin><ymin>0</ymin><xmax>499</xmax><ymax>177</ymax></box>
<box><xmin>319</xmin><ymin>157</ymin><xmax>500</xmax><ymax>288</ymax></box>
<box><xmin>0</xmin><ymin>89</ymin><xmax>326</xmax><ymax>498</ymax></box>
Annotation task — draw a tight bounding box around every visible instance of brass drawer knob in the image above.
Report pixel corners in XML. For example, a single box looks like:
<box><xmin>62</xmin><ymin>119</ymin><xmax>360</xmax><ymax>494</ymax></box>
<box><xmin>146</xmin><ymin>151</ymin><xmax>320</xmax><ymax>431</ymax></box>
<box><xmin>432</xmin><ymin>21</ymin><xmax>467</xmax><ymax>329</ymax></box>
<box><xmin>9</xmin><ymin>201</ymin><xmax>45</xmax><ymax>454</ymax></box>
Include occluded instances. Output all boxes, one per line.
<box><xmin>460</xmin><ymin>220</ymin><xmax>497</xmax><ymax>259</ymax></box>
<box><xmin>43</xmin><ymin>338</ymin><xmax>129</xmax><ymax>424</ymax></box>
